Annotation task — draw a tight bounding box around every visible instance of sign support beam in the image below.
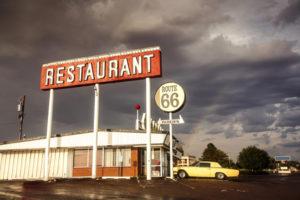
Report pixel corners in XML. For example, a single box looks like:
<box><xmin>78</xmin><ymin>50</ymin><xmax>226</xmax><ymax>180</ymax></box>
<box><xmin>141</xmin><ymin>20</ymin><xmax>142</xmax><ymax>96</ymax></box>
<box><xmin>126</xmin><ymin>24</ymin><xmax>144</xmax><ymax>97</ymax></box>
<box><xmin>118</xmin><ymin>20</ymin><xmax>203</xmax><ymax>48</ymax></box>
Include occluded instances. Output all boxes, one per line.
<box><xmin>45</xmin><ymin>88</ymin><xmax>54</xmax><ymax>181</ymax></box>
<box><xmin>92</xmin><ymin>84</ymin><xmax>100</xmax><ymax>179</ymax></box>
<box><xmin>169</xmin><ymin>112</ymin><xmax>174</xmax><ymax>179</ymax></box>
<box><xmin>146</xmin><ymin>78</ymin><xmax>152</xmax><ymax>180</ymax></box>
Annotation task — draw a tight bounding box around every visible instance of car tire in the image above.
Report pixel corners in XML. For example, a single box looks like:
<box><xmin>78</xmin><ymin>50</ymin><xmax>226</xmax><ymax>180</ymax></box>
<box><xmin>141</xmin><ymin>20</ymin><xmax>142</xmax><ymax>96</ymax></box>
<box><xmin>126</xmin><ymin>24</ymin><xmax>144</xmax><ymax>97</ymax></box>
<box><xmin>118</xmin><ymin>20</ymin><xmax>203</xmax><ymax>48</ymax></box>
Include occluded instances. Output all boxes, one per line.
<box><xmin>178</xmin><ymin>170</ymin><xmax>188</xmax><ymax>179</ymax></box>
<box><xmin>215</xmin><ymin>172</ymin><xmax>226</xmax><ymax>180</ymax></box>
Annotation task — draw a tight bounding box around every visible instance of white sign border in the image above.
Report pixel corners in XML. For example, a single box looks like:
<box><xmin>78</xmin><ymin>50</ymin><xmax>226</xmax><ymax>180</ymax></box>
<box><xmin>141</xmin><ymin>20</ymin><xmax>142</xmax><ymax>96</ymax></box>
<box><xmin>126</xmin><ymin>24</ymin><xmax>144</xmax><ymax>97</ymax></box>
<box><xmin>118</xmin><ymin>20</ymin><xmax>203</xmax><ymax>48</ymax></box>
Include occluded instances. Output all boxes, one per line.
<box><xmin>155</xmin><ymin>82</ymin><xmax>186</xmax><ymax>113</ymax></box>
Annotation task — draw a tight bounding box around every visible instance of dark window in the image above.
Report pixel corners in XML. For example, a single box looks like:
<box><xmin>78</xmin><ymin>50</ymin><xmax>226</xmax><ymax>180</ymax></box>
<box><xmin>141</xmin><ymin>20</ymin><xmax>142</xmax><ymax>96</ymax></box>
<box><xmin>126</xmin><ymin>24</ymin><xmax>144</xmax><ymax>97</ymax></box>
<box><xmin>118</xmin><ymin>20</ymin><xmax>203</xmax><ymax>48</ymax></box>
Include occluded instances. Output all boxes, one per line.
<box><xmin>199</xmin><ymin>163</ymin><xmax>210</xmax><ymax>167</ymax></box>
<box><xmin>104</xmin><ymin>148</ymin><xmax>131</xmax><ymax>167</ymax></box>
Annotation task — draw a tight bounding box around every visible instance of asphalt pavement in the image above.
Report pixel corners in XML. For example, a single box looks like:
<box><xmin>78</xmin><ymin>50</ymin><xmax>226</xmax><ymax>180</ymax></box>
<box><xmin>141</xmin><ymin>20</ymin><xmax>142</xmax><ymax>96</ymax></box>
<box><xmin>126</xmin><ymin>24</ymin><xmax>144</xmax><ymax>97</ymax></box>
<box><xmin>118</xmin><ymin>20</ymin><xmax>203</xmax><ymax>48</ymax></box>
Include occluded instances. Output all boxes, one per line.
<box><xmin>0</xmin><ymin>173</ymin><xmax>299</xmax><ymax>200</ymax></box>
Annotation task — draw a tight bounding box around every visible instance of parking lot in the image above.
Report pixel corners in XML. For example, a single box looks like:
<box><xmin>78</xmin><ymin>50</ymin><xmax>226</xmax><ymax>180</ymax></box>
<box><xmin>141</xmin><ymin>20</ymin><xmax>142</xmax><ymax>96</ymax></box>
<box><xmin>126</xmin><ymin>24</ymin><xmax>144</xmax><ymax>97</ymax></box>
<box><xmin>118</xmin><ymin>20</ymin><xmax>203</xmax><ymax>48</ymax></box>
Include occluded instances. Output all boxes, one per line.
<box><xmin>0</xmin><ymin>174</ymin><xmax>300</xmax><ymax>200</ymax></box>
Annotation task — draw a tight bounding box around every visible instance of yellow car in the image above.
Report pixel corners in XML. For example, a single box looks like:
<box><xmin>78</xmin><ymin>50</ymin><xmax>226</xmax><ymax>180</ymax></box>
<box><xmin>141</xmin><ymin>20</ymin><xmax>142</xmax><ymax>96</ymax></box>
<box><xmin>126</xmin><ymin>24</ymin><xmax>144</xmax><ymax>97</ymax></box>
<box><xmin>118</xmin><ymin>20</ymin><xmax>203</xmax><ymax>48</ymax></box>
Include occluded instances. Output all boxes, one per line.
<box><xmin>173</xmin><ymin>161</ymin><xmax>239</xmax><ymax>180</ymax></box>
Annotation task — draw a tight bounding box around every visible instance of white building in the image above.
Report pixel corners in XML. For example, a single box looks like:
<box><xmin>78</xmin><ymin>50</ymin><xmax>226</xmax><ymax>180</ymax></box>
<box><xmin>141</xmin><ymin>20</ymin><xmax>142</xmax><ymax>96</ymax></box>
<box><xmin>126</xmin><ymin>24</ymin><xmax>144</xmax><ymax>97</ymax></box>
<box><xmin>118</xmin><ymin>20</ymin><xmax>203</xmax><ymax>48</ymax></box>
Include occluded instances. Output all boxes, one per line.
<box><xmin>0</xmin><ymin>129</ymin><xmax>182</xmax><ymax>180</ymax></box>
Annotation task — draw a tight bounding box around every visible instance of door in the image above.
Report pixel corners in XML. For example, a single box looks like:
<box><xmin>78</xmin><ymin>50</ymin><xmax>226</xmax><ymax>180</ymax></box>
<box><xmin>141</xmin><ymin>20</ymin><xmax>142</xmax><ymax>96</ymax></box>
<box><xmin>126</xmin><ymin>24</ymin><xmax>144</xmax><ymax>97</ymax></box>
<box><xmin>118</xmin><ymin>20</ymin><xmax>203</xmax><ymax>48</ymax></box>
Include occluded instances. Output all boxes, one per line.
<box><xmin>190</xmin><ymin>162</ymin><xmax>211</xmax><ymax>177</ymax></box>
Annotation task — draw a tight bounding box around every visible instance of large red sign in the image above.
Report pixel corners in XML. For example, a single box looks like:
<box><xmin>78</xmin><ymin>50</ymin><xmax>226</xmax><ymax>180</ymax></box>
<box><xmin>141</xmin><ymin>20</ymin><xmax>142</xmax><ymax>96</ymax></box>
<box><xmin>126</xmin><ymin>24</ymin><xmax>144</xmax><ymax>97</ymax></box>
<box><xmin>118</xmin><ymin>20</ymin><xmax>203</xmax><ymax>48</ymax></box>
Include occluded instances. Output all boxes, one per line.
<box><xmin>40</xmin><ymin>47</ymin><xmax>161</xmax><ymax>90</ymax></box>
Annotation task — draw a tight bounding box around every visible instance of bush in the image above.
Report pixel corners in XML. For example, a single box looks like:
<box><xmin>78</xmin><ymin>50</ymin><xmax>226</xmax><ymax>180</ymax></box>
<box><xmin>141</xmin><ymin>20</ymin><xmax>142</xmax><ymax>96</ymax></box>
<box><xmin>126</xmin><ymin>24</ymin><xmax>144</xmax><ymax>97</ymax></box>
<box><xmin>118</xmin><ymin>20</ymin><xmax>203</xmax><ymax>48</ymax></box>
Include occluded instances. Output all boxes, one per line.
<box><xmin>237</xmin><ymin>146</ymin><xmax>270</xmax><ymax>172</ymax></box>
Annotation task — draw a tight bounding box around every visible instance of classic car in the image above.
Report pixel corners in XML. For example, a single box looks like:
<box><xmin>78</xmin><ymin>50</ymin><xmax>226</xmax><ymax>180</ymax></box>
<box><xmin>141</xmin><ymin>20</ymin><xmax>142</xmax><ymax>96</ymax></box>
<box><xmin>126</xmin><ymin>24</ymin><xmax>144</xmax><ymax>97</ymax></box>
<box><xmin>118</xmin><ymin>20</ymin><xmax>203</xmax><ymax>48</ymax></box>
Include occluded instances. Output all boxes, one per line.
<box><xmin>173</xmin><ymin>161</ymin><xmax>239</xmax><ymax>180</ymax></box>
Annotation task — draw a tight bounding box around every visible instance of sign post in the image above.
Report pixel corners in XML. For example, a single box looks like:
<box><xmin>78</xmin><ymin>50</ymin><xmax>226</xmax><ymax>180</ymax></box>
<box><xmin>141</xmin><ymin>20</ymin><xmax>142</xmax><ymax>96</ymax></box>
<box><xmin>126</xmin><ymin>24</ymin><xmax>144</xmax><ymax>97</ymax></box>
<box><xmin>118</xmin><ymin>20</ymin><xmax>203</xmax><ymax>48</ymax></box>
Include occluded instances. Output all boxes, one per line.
<box><xmin>169</xmin><ymin>112</ymin><xmax>173</xmax><ymax>179</ymax></box>
<box><xmin>92</xmin><ymin>83</ymin><xmax>100</xmax><ymax>179</ymax></box>
<box><xmin>45</xmin><ymin>89</ymin><xmax>54</xmax><ymax>181</ymax></box>
<box><xmin>155</xmin><ymin>82</ymin><xmax>185</xmax><ymax>179</ymax></box>
<box><xmin>135</xmin><ymin>104</ymin><xmax>140</xmax><ymax>130</ymax></box>
<box><xmin>146</xmin><ymin>78</ymin><xmax>151</xmax><ymax>180</ymax></box>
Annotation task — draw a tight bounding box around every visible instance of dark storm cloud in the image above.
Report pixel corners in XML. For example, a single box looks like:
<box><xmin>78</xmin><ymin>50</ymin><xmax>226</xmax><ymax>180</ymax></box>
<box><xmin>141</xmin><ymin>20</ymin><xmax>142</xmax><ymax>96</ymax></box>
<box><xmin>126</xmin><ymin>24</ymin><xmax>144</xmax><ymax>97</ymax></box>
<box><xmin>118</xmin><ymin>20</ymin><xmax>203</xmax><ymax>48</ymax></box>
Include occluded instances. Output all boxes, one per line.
<box><xmin>0</xmin><ymin>0</ymin><xmax>231</xmax><ymax>139</ymax></box>
<box><xmin>186</xmin><ymin>38</ymin><xmax>300</xmax><ymax>115</ymax></box>
<box><xmin>274</xmin><ymin>0</ymin><xmax>300</xmax><ymax>25</ymax></box>
<box><xmin>184</xmin><ymin>36</ymin><xmax>300</xmax><ymax>140</ymax></box>
<box><xmin>0</xmin><ymin>0</ymin><xmax>140</xmax><ymax>60</ymax></box>
<box><xmin>1</xmin><ymin>0</ymin><xmax>300</xmax><ymax>160</ymax></box>
<box><xmin>284</xmin><ymin>97</ymin><xmax>300</xmax><ymax>107</ymax></box>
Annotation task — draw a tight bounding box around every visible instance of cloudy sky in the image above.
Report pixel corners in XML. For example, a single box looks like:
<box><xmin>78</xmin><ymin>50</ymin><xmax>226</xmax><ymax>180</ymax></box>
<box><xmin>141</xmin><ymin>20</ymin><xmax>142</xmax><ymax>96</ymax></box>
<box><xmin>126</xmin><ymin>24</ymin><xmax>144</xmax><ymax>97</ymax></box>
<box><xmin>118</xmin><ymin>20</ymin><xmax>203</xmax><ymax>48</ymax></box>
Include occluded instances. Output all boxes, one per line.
<box><xmin>1</xmin><ymin>0</ymin><xmax>300</xmax><ymax>161</ymax></box>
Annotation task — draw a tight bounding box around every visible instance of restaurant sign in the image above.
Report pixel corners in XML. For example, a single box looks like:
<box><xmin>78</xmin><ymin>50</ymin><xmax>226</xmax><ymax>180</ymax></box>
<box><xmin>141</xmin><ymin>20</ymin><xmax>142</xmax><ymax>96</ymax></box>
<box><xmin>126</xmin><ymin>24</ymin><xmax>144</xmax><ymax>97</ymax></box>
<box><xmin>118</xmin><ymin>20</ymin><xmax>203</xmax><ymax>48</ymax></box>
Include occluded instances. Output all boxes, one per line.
<box><xmin>40</xmin><ymin>47</ymin><xmax>161</xmax><ymax>90</ymax></box>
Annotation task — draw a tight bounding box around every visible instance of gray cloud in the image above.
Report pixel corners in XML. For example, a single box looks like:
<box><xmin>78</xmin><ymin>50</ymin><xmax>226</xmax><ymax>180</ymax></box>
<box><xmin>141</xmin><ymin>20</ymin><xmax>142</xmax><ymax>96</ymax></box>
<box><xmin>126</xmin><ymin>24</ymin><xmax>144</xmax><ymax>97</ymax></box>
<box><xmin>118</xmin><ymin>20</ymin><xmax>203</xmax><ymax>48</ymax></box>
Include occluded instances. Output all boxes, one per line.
<box><xmin>277</xmin><ymin>109</ymin><xmax>300</xmax><ymax>127</ymax></box>
<box><xmin>280</xmin><ymin>127</ymin><xmax>299</xmax><ymax>139</ymax></box>
<box><xmin>281</xmin><ymin>141</ymin><xmax>300</xmax><ymax>148</ymax></box>
<box><xmin>255</xmin><ymin>134</ymin><xmax>271</xmax><ymax>145</ymax></box>
<box><xmin>240</xmin><ymin>108</ymin><xmax>275</xmax><ymax>133</ymax></box>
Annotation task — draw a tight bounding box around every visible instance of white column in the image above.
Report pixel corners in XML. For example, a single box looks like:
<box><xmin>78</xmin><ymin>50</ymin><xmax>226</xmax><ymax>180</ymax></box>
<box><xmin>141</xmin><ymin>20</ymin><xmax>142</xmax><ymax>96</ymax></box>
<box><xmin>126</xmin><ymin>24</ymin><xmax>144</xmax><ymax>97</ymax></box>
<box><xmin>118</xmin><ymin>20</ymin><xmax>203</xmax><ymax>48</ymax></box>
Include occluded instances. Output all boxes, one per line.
<box><xmin>160</xmin><ymin>147</ymin><xmax>163</xmax><ymax>177</ymax></box>
<box><xmin>146</xmin><ymin>78</ymin><xmax>152</xmax><ymax>180</ymax></box>
<box><xmin>169</xmin><ymin>112</ymin><xmax>174</xmax><ymax>179</ymax></box>
<box><xmin>102</xmin><ymin>147</ymin><xmax>105</xmax><ymax>167</ymax></box>
<box><xmin>45</xmin><ymin>88</ymin><xmax>54</xmax><ymax>181</ymax></box>
<box><xmin>135</xmin><ymin>109</ymin><xmax>139</xmax><ymax>130</ymax></box>
<box><xmin>92</xmin><ymin>84</ymin><xmax>100</xmax><ymax>179</ymax></box>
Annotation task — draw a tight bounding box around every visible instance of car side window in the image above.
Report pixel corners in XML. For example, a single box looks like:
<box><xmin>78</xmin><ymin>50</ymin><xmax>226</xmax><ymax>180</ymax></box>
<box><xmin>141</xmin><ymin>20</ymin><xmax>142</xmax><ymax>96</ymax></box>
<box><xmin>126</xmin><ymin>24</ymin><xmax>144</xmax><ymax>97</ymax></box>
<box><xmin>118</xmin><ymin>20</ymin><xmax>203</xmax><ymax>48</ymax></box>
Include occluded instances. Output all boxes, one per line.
<box><xmin>199</xmin><ymin>163</ymin><xmax>210</xmax><ymax>167</ymax></box>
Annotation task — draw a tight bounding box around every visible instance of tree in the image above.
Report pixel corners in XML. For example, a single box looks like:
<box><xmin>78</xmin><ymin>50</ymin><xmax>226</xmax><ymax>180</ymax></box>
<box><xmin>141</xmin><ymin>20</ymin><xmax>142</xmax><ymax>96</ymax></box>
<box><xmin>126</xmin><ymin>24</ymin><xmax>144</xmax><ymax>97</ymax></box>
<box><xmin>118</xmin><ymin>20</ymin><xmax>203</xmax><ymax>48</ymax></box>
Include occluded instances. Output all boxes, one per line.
<box><xmin>268</xmin><ymin>157</ymin><xmax>276</xmax><ymax>169</ymax></box>
<box><xmin>237</xmin><ymin>146</ymin><xmax>270</xmax><ymax>171</ymax></box>
<box><xmin>201</xmin><ymin>143</ymin><xmax>230</xmax><ymax>167</ymax></box>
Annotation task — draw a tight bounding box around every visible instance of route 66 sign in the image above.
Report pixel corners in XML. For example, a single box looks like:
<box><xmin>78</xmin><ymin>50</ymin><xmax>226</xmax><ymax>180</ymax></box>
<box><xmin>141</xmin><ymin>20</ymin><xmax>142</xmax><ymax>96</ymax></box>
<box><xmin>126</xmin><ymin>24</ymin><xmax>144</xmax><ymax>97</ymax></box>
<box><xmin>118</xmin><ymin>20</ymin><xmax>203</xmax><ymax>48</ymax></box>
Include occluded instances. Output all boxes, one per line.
<box><xmin>155</xmin><ymin>82</ymin><xmax>185</xmax><ymax>112</ymax></box>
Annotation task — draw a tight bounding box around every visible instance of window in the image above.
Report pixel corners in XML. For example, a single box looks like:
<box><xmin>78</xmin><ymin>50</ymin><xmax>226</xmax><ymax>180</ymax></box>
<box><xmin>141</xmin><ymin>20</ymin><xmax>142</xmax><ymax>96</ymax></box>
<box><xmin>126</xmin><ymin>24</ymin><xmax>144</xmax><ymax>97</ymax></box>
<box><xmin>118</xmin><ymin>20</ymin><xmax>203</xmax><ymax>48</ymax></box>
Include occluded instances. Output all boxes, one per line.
<box><xmin>74</xmin><ymin>149</ymin><xmax>102</xmax><ymax>168</ymax></box>
<box><xmin>74</xmin><ymin>150</ymin><xmax>88</xmax><ymax>168</ymax></box>
<box><xmin>141</xmin><ymin>148</ymin><xmax>162</xmax><ymax>177</ymax></box>
<box><xmin>199</xmin><ymin>163</ymin><xmax>210</xmax><ymax>168</ymax></box>
<box><xmin>120</xmin><ymin>148</ymin><xmax>131</xmax><ymax>167</ymax></box>
<box><xmin>104</xmin><ymin>149</ymin><xmax>115</xmax><ymax>167</ymax></box>
<box><xmin>151</xmin><ymin>148</ymin><xmax>160</xmax><ymax>165</ymax></box>
<box><xmin>104</xmin><ymin>148</ymin><xmax>131</xmax><ymax>167</ymax></box>
<box><xmin>151</xmin><ymin>148</ymin><xmax>161</xmax><ymax>177</ymax></box>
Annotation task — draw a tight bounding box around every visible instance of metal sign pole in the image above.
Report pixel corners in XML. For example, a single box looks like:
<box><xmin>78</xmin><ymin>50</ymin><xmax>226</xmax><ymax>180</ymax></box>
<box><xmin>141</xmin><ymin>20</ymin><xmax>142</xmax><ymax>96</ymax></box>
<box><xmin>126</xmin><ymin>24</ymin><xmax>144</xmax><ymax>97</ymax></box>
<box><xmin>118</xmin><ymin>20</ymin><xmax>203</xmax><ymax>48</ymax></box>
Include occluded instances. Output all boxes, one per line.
<box><xmin>135</xmin><ymin>105</ymin><xmax>140</xmax><ymax>130</ymax></box>
<box><xmin>169</xmin><ymin>112</ymin><xmax>174</xmax><ymax>179</ymax></box>
<box><xmin>92</xmin><ymin>84</ymin><xmax>100</xmax><ymax>179</ymax></box>
<box><xmin>45</xmin><ymin>88</ymin><xmax>54</xmax><ymax>181</ymax></box>
<box><xmin>155</xmin><ymin>82</ymin><xmax>186</xmax><ymax>180</ymax></box>
<box><xmin>146</xmin><ymin>78</ymin><xmax>152</xmax><ymax>180</ymax></box>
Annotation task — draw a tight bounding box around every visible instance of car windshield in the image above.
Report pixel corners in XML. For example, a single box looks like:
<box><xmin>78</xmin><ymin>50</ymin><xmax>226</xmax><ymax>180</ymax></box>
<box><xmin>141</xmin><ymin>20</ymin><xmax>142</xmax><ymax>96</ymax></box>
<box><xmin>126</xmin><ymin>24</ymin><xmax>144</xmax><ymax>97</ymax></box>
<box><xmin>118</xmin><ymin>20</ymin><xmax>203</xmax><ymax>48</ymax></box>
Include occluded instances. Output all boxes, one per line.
<box><xmin>191</xmin><ymin>161</ymin><xmax>199</xmax><ymax>166</ymax></box>
<box><xmin>190</xmin><ymin>162</ymin><xmax>223</xmax><ymax>168</ymax></box>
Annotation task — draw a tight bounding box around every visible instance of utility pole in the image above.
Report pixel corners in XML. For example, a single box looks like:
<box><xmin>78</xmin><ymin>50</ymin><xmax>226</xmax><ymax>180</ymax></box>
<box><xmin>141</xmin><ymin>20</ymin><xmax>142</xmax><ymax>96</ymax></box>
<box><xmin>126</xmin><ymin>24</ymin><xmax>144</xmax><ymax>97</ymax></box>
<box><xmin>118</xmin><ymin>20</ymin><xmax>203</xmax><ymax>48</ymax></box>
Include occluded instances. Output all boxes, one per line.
<box><xmin>18</xmin><ymin>95</ymin><xmax>26</xmax><ymax>140</ymax></box>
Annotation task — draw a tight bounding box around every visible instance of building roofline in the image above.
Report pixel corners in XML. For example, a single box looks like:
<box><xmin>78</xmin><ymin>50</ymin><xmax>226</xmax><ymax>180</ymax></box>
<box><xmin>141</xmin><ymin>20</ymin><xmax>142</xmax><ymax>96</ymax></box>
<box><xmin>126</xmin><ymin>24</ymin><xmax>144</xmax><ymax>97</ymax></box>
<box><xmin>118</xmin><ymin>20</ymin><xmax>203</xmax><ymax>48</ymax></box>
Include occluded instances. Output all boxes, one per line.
<box><xmin>0</xmin><ymin>129</ymin><xmax>169</xmax><ymax>145</ymax></box>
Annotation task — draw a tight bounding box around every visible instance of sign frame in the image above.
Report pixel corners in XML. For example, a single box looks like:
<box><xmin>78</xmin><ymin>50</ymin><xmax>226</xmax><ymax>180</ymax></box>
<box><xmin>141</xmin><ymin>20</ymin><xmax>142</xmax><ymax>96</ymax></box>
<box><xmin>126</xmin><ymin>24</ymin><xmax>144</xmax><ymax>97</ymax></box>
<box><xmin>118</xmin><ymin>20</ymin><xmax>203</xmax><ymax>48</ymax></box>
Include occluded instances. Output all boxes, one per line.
<box><xmin>155</xmin><ymin>82</ymin><xmax>186</xmax><ymax>113</ymax></box>
<box><xmin>158</xmin><ymin>115</ymin><xmax>184</xmax><ymax>125</ymax></box>
<box><xmin>40</xmin><ymin>47</ymin><xmax>161</xmax><ymax>90</ymax></box>
<box><xmin>275</xmin><ymin>156</ymin><xmax>291</xmax><ymax>161</ymax></box>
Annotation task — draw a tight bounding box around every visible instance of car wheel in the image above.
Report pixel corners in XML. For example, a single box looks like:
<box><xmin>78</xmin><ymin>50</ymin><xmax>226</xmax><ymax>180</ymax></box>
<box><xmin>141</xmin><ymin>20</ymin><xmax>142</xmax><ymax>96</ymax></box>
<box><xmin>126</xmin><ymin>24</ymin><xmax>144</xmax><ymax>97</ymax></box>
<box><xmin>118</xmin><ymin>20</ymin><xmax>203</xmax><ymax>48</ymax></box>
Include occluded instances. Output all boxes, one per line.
<box><xmin>178</xmin><ymin>170</ymin><xmax>187</xmax><ymax>179</ymax></box>
<box><xmin>216</xmin><ymin>172</ymin><xmax>226</xmax><ymax>180</ymax></box>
